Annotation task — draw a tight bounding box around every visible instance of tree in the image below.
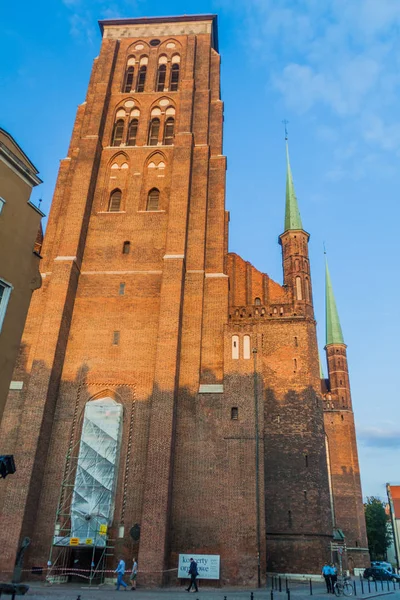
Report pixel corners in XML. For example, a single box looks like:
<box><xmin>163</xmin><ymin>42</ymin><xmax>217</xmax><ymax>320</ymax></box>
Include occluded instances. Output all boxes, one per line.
<box><xmin>364</xmin><ymin>496</ymin><xmax>391</xmax><ymax>560</ymax></box>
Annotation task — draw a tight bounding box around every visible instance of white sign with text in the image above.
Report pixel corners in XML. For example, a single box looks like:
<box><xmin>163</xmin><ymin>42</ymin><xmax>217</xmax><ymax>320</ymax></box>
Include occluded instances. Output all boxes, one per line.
<box><xmin>178</xmin><ymin>554</ymin><xmax>220</xmax><ymax>580</ymax></box>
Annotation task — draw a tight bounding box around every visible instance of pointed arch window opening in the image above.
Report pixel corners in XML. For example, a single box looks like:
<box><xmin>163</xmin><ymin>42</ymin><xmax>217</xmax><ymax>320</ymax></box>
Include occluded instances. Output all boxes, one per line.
<box><xmin>170</xmin><ymin>63</ymin><xmax>180</xmax><ymax>91</ymax></box>
<box><xmin>127</xmin><ymin>119</ymin><xmax>138</xmax><ymax>146</ymax></box>
<box><xmin>147</xmin><ymin>188</ymin><xmax>160</xmax><ymax>211</ymax></box>
<box><xmin>163</xmin><ymin>117</ymin><xmax>175</xmax><ymax>145</ymax></box>
<box><xmin>136</xmin><ymin>65</ymin><xmax>147</xmax><ymax>92</ymax></box>
<box><xmin>108</xmin><ymin>189</ymin><xmax>122</xmax><ymax>212</ymax></box>
<box><xmin>123</xmin><ymin>66</ymin><xmax>135</xmax><ymax>93</ymax></box>
<box><xmin>156</xmin><ymin>64</ymin><xmax>167</xmax><ymax>92</ymax></box>
<box><xmin>295</xmin><ymin>276</ymin><xmax>303</xmax><ymax>300</ymax></box>
<box><xmin>148</xmin><ymin>118</ymin><xmax>160</xmax><ymax>146</ymax></box>
<box><xmin>111</xmin><ymin>120</ymin><xmax>124</xmax><ymax>147</ymax></box>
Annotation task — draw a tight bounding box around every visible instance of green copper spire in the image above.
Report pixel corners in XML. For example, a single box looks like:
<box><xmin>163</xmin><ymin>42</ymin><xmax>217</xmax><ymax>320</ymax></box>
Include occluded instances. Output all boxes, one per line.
<box><xmin>325</xmin><ymin>258</ymin><xmax>345</xmax><ymax>345</ymax></box>
<box><xmin>284</xmin><ymin>141</ymin><xmax>303</xmax><ymax>231</ymax></box>
<box><xmin>319</xmin><ymin>352</ymin><xmax>325</xmax><ymax>379</ymax></box>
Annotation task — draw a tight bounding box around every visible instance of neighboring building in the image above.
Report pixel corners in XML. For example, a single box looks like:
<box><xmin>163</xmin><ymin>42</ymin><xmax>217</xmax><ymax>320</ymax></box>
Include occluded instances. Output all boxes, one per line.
<box><xmin>0</xmin><ymin>128</ymin><xmax>43</xmax><ymax>421</ymax></box>
<box><xmin>387</xmin><ymin>485</ymin><xmax>400</xmax><ymax>569</ymax></box>
<box><xmin>385</xmin><ymin>502</ymin><xmax>397</xmax><ymax>567</ymax></box>
<box><xmin>0</xmin><ymin>15</ymin><xmax>368</xmax><ymax>585</ymax></box>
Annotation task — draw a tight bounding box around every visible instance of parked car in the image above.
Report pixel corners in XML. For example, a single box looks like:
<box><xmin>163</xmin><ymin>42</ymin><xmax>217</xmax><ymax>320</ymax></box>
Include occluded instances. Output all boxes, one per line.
<box><xmin>363</xmin><ymin>567</ymin><xmax>400</xmax><ymax>582</ymax></box>
<box><xmin>371</xmin><ymin>561</ymin><xmax>393</xmax><ymax>573</ymax></box>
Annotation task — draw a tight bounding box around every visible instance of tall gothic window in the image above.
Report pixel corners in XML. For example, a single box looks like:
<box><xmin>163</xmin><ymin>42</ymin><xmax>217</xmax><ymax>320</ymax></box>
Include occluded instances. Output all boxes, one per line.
<box><xmin>295</xmin><ymin>276</ymin><xmax>303</xmax><ymax>300</ymax></box>
<box><xmin>136</xmin><ymin>65</ymin><xmax>147</xmax><ymax>92</ymax></box>
<box><xmin>170</xmin><ymin>63</ymin><xmax>180</xmax><ymax>91</ymax></box>
<box><xmin>148</xmin><ymin>118</ymin><xmax>160</xmax><ymax>146</ymax></box>
<box><xmin>111</xmin><ymin>120</ymin><xmax>124</xmax><ymax>147</ymax></box>
<box><xmin>108</xmin><ymin>189</ymin><xmax>122</xmax><ymax>212</ymax></box>
<box><xmin>147</xmin><ymin>188</ymin><xmax>160</xmax><ymax>211</ymax></box>
<box><xmin>126</xmin><ymin>119</ymin><xmax>138</xmax><ymax>146</ymax></box>
<box><xmin>163</xmin><ymin>118</ymin><xmax>175</xmax><ymax>145</ymax></box>
<box><xmin>123</xmin><ymin>66</ymin><xmax>134</xmax><ymax>93</ymax></box>
<box><xmin>156</xmin><ymin>64</ymin><xmax>167</xmax><ymax>92</ymax></box>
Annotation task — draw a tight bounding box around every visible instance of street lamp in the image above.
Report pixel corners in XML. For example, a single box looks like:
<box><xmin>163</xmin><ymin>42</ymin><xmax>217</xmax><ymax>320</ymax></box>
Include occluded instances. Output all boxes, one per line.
<box><xmin>253</xmin><ymin>348</ymin><xmax>261</xmax><ymax>588</ymax></box>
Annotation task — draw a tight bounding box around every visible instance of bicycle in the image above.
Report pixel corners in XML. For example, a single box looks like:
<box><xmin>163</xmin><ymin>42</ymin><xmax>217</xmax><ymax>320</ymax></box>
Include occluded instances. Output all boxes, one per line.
<box><xmin>333</xmin><ymin>575</ymin><xmax>353</xmax><ymax>596</ymax></box>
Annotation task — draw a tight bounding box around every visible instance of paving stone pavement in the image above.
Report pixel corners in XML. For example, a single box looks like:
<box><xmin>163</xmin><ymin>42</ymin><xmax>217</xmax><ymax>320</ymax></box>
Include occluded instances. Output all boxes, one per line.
<box><xmin>16</xmin><ymin>581</ymin><xmax>399</xmax><ymax>600</ymax></box>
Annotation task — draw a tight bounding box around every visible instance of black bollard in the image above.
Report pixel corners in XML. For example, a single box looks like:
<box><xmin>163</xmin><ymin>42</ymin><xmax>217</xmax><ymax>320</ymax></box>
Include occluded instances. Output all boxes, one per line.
<box><xmin>380</xmin><ymin>579</ymin><xmax>384</xmax><ymax>591</ymax></box>
<box><xmin>309</xmin><ymin>578</ymin><xmax>313</xmax><ymax>596</ymax></box>
<box><xmin>251</xmin><ymin>593</ymin><xmax>254</xmax><ymax>600</ymax></box>
<box><xmin>286</xmin><ymin>577</ymin><xmax>288</xmax><ymax>592</ymax></box>
<box><xmin>279</xmin><ymin>576</ymin><xmax>282</xmax><ymax>592</ymax></box>
<box><xmin>387</xmin><ymin>579</ymin><xmax>389</xmax><ymax>591</ymax></box>
<box><xmin>368</xmin><ymin>579</ymin><xmax>370</xmax><ymax>593</ymax></box>
<box><xmin>271</xmin><ymin>590</ymin><xmax>274</xmax><ymax>600</ymax></box>
<box><xmin>224</xmin><ymin>597</ymin><xmax>227</xmax><ymax>600</ymax></box>
<box><xmin>353</xmin><ymin>580</ymin><xmax>357</xmax><ymax>596</ymax></box>
<box><xmin>287</xmin><ymin>589</ymin><xmax>291</xmax><ymax>600</ymax></box>
<box><xmin>360</xmin><ymin>577</ymin><xmax>364</xmax><ymax>594</ymax></box>
<box><xmin>374</xmin><ymin>579</ymin><xmax>377</xmax><ymax>592</ymax></box>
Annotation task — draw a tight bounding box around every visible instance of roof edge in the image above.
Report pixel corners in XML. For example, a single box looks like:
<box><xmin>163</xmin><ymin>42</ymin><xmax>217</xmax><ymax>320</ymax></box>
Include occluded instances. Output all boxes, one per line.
<box><xmin>0</xmin><ymin>127</ymin><xmax>39</xmax><ymax>174</ymax></box>
<box><xmin>98</xmin><ymin>14</ymin><xmax>219</xmax><ymax>51</ymax></box>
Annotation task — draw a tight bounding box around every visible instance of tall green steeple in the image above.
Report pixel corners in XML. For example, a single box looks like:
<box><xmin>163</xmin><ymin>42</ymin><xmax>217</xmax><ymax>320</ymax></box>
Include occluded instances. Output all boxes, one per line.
<box><xmin>284</xmin><ymin>141</ymin><xmax>303</xmax><ymax>231</ymax></box>
<box><xmin>325</xmin><ymin>258</ymin><xmax>345</xmax><ymax>345</ymax></box>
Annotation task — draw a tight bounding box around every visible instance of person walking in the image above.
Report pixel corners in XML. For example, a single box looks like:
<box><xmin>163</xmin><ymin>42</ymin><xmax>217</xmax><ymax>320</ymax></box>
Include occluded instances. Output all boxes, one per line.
<box><xmin>130</xmin><ymin>557</ymin><xmax>138</xmax><ymax>591</ymax></box>
<box><xmin>115</xmin><ymin>557</ymin><xmax>128</xmax><ymax>591</ymax></box>
<box><xmin>330</xmin><ymin>563</ymin><xmax>338</xmax><ymax>592</ymax></box>
<box><xmin>186</xmin><ymin>558</ymin><xmax>199</xmax><ymax>593</ymax></box>
<box><xmin>322</xmin><ymin>562</ymin><xmax>332</xmax><ymax>593</ymax></box>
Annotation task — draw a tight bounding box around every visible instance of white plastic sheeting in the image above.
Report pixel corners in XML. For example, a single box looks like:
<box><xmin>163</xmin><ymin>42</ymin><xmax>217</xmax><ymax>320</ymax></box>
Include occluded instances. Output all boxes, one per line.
<box><xmin>67</xmin><ymin>398</ymin><xmax>123</xmax><ymax>547</ymax></box>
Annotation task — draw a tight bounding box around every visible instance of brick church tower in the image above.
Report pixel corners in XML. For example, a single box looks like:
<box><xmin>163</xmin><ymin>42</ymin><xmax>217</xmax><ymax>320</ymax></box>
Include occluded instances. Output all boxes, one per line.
<box><xmin>322</xmin><ymin>260</ymin><xmax>369</xmax><ymax>569</ymax></box>
<box><xmin>0</xmin><ymin>14</ymin><xmax>368</xmax><ymax>585</ymax></box>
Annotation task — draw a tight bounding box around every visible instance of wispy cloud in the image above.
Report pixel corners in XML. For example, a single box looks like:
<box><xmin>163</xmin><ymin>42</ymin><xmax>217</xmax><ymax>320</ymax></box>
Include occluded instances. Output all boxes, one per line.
<box><xmin>358</xmin><ymin>426</ymin><xmax>400</xmax><ymax>449</ymax></box>
<box><xmin>62</xmin><ymin>0</ymin><xmax>139</xmax><ymax>43</ymax></box>
<box><xmin>231</xmin><ymin>0</ymin><xmax>400</xmax><ymax>181</ymax></box>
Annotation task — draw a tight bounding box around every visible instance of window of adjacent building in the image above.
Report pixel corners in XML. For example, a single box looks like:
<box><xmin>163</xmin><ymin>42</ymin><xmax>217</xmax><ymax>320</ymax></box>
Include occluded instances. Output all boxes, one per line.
<box><xmin>122</xmin><ymin>241</ymin><xmax>130</xmax><ymax>254</ymax></box>
<box><xmin>156</xmin><ymin>63</ymin><xmax>167</xmax><ymax>92</ymax></box>
<box><xmin>0</xmin><ymin>198</ymin><xmax>5</xmax><ymax>214</ymax></box>
<box><xmin>148</xmin><ymin>118</ymin><xmax>160</xmax><ymax>146</ymax></box>
<box><xmin>108</xmin><ymin>189</ymin><xmax>122</xmax><ymax>212</ymax></box>
<box><xmin>243</xmin><ymin>335</ymin><xmax>251</xmax><ymax>359</ymax></box>
<box><xmin>136</xmin><ymin>64</ymin><xmax>147</xmax><ymax>92</ymax></box>
<box><xmin>147</xmin><ymin>188</ymin><xmax>160</xmax><ymax>211</ymax></box>
<box><xmin>232</xmin><ymin>335</ymin><xmax>239</xmax><ymax>359</ymax></box>
<box><xmin>295</xmin><ymin>276</ymin><xmax>303</xmax><ymax>300</ymax></box>
<box><xmin>126</xmin><ymin>119</ymin><xmax>138</xmax><ymax>146</ymax></box>
<box><xmin>123</xmin><ymin>65</ymin><xmax>135</xmax><ymax>93</ymax></box>
<box><xmin>0</xmin><ymin>279</ymin><xmax>12</xmax><ymax>333</ymax></box>
<box><xmin>170</xmin><ymin>56</ymin><xmax>180</xmax><ymax>91</ymax></box>
<box><xmin>163</xmin><ymin>117</ymin><xmax>175</xmax><ymax>145</ymax></box>
<box><xmin>111</xmin><ymin>119</ymin><xmax>124</xmax><ymax>147</ymax></box>
<box><xmin>231</xmin><ymin>407</ymin><xmax>239</xmax><ymax>420</ymax></box>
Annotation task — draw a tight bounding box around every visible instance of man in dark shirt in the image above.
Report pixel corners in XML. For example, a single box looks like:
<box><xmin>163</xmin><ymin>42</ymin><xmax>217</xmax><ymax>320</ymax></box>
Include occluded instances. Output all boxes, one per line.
<box><xmin>186</xmin><ymin>558</ymin><xmax>199</xmax><ymax>593</ymax></box>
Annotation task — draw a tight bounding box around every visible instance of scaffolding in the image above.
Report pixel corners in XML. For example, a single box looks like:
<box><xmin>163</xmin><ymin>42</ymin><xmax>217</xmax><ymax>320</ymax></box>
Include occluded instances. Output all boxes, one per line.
<box><xmin>47</xmin><ymin>399</ymin><xmax>123</xmax><ymax>585</ymax></box>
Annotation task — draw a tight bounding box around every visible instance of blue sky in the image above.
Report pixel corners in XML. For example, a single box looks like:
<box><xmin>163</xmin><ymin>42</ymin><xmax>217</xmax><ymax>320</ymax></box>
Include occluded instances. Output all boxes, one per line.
<box><xmin>1</xmin><ymin>0</ymin><xmax>399</xmax><ymax>498</ymax></box>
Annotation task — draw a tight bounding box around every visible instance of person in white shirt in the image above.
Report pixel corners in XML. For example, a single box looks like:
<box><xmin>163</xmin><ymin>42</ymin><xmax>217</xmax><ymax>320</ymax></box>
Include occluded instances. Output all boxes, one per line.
<box><xmin>115</xmin><ymin>558</ymin><xmax>128</xmax><ymax>591</ymax></box>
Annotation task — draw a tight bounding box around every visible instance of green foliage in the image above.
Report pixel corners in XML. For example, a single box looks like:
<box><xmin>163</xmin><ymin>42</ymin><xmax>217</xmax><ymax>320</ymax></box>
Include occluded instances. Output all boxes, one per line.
<box><xmin>364</xmin><ymin>497</ymin><xmax>392</xmax><ymax>560</ymax></box>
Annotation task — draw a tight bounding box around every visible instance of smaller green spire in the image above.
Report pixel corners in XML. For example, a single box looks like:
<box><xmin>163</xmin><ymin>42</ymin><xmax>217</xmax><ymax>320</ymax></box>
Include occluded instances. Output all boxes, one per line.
<box><xmin>284</xmin><ymin>141</ymin><xmax>303</xmax><ymax>232</ymax></box>
<box><xmin>325</xmin><ymin>258</ymin><xmax>345</xmax><ymax>345</ymax></box>
<box><xmin>319</xmin><ymin>352</ymin><xmax>325</xmax><ymax>379</ymax></box>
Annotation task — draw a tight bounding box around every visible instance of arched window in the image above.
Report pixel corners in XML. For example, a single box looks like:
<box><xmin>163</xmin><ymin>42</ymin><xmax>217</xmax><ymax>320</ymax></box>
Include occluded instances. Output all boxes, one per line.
<box><xmin>147</xmin><ymin>188</ymin><xmax>160</xmax><ymax>211</ymax></box>
<box><xmin>70</xmin><ymin>398</ymin><xmax>123</xmax><ymax>542</ymax></box>
<box><xmin>126</xmin><ymin>119</ymin><xmax>138</xmax><ymax>146</ymax></box>
<box><xmin>111</xmin><ymin>120</ymin><xmax>124</xmax><ymax>147</ymax></box>
<box><xmin>136</xmin><ymin>65</ymin><xmax>147</xmax><ymax>92</ymax></box>
<box><xmin>295</xmin><ymin>276</ymin><xmax>303</xmax><ymax>300</ymax></box>
<box><xmin>122</xmin><ymin>241</ymin><xmax>130</xmax><ymax>254</ymax></box>
<box><xmin>305</xmin><ymin>277</ymin><xmax>311</xmax><ymax>302</ymax></box>
<box><xmin>108</xmin><ymin>189</ymin><xmax>122</xmax><ymax>212</ymax></box>
<box><xmin>232</xmin><ymin>335</ymin><xmax>239</xmax><ymax>359</ymax></box>
<box><xmin>163</xmin><ymin>118</ymin><xmax>175</xmax><ymax>145</ymax></box>
<box><xmin>148</xmin><ymin>118</ymin><xmax>160</xmax><ymax>146</ymax></box>
<box><xmin>123</xmin><ymin>66</ymin><xmax>134</xmax><ymax>93</ymax></box>
<box><xmin>243</xmin><ymin>335</ymin><xmax>251</xmax><ymax>359</ymax></box>
<box><xmin>170</xmin><ymin>63</ymin><xmax>180</xmax><ymax>91</ymax></box>
<box><xmin>156</xmin><ymin>64</ymin><xmax>167</xmax><ymax>92</ymax></box>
